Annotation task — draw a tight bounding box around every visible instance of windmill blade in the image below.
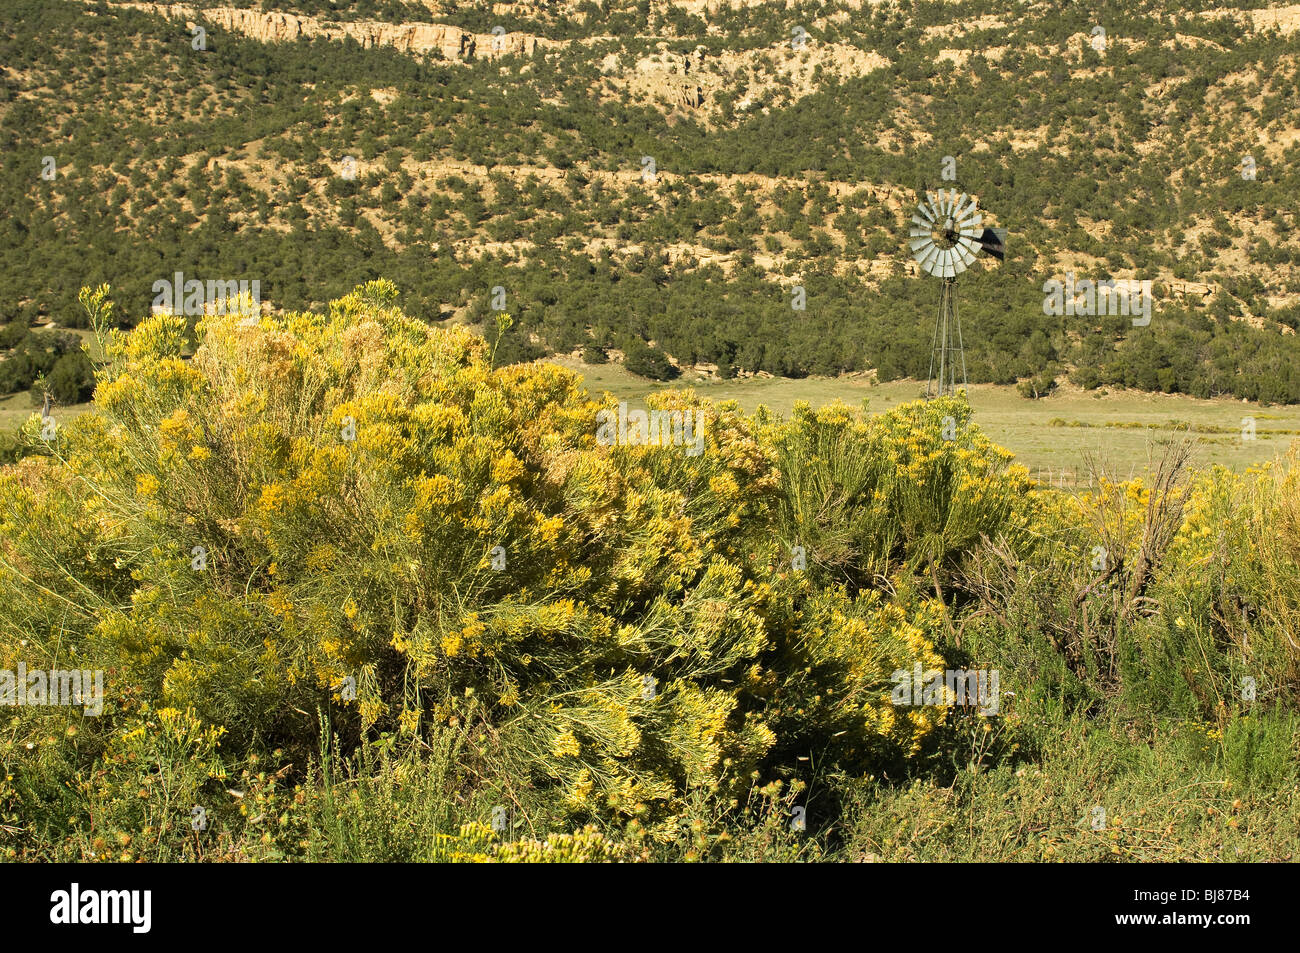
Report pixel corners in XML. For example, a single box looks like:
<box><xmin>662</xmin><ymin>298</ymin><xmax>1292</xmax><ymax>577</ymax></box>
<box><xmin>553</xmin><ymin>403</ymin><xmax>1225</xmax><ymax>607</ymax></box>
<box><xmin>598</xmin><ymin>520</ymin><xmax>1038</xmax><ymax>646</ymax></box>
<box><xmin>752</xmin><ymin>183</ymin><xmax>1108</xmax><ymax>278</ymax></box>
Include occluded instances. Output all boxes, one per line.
<box><xmin>922</xmin><ymin>246</ymin><xmax>944</xmax><ymax>275</ymax></box>
<box><xmin>954</xmin><ymin>196</ymin><xmax>979</xmax><ymax>226</ymax></box>
<box><xmin>957</xmin><ymin>235</ymin><xmax>981</xmax><ymax>255</ymax></box>
<box><xmin>910</xmin><ymin>226</ymin><xmax>932</xmax><ymax>238</ymax></box>
<box><xmin>912</xmin><ymin>211</ymin><xmax>935</xmax><ymax>227</ymax></box>
<box><xmin>959</xmin><ymin>213</ymin><xmax>984</xmax><ymax>234</ymax></box>
<box><xmin>910</xmin><ymin>237</ymin><xmax>934</xmax><ymax>254</ymax></box>
<box><xmin>950</xmin><ymin>192</ymin><xmax>971</xmax><ymax>221</ymax></box>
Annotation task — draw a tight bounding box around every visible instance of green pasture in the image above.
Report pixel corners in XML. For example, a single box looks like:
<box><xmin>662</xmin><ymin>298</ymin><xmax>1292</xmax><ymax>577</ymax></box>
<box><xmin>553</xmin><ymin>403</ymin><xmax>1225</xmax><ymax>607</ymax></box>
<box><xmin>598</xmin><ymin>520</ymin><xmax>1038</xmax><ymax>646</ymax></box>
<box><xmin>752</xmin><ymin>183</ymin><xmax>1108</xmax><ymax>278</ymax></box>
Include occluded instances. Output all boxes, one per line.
<box><xmin>553</xmin><ymin>358</ymin><xmax>1300</xmax><ymax>485</ymax></box>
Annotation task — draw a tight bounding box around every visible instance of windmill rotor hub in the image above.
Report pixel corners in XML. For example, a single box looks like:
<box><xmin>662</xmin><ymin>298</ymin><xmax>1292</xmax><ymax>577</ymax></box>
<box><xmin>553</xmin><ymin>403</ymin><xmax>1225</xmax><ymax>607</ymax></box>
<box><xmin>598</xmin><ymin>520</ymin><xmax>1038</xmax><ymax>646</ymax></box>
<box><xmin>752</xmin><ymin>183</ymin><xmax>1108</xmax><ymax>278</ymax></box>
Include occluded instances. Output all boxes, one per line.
<box><xmin>933</xmin><ymin>222</ymin><xmax>959</xmax><ymax>248</ymax></box>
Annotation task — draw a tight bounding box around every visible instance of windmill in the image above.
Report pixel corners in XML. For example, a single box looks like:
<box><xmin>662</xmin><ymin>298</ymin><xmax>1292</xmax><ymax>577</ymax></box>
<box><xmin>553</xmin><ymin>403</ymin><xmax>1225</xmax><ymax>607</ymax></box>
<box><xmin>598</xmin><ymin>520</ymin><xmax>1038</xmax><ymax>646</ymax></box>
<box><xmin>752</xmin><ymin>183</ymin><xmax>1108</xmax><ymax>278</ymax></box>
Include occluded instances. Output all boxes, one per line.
<box><xmin>908</xmin><ymin>188</ymin><xmax>1006</xmax><ymax>398</ymax></box>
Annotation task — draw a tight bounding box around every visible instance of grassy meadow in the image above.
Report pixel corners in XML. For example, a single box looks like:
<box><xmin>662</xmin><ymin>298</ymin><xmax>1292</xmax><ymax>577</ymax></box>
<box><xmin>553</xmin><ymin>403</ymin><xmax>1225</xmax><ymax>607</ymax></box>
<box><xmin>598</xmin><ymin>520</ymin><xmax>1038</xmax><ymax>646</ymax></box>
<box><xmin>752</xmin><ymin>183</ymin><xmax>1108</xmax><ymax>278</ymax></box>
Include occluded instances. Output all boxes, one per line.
<box><xmin>551</xmin><ymin>356</ymin><xmax>1300</xmax><ymax>483</ymax></box>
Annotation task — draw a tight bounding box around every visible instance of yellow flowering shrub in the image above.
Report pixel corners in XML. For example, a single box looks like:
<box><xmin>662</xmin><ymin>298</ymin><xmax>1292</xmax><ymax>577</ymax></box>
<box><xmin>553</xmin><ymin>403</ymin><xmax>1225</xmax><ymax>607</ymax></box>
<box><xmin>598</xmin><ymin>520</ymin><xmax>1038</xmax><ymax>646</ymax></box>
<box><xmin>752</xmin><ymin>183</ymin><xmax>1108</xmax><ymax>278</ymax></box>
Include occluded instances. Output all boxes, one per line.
<box><xmin>0</xmin><ymin>281</ymin><xmax>1006</xmax><ymax>831</ymax></box>
<box><xmin>433</xmin><ymin>823</ymin><xmax>636</xmax><ymax>863</ymax></box>
<box><xmin>1148</xmin><ymin>452</ymin><xmax>1300</xmax><ymax>714</ymax></box>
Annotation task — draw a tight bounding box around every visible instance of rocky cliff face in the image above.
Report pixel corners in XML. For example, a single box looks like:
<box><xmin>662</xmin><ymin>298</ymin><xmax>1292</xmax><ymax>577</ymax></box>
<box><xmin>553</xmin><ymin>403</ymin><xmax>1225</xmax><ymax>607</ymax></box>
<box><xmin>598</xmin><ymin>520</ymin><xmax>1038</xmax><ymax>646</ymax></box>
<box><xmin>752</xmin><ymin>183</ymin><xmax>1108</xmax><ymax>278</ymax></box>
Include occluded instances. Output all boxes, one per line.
<box><xmin>106</xmin><ymin>3</ymin><xmax>543</xmax><ymax>60</ymax></box>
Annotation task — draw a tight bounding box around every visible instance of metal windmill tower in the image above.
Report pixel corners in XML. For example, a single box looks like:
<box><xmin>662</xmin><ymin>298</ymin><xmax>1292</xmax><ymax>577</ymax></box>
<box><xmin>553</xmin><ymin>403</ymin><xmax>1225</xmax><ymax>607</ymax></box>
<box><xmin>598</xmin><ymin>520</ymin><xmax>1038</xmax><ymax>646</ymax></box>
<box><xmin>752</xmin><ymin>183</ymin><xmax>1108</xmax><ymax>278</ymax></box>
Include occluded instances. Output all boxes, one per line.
<box><xmin>908</xmin><ymin>188</ymin><xmax>1006</xmax><ymax>398</ymax></box>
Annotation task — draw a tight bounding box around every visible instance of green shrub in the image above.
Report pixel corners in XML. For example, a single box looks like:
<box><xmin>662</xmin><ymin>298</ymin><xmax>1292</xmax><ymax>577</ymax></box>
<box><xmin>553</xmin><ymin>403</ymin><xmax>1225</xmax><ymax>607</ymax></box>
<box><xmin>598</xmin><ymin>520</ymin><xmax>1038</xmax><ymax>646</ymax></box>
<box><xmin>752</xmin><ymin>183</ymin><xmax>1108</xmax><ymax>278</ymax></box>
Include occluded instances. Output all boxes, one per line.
<box><xmin>1017</xmin><ymin>372</ymin><xmax>1057</xmax><ymax>399</ymax></box>
<box><xmin>34</xmin><ymin>351</ymin><xmax>96</xmax><ymax>406</ymax></box>
<box><xmin>623</xmin><ymin>338</ymin><xmax>679</xmax><ymax>381</ymax></box>
<box><xmin>0</xmin><ymin>429</ymin><xmax>23</xmax><ymax>465</ymax></box>
<box><xmin>0</xmin><ymin>322</ymin><xmax>28</xmax><ymax>349</ymax></box>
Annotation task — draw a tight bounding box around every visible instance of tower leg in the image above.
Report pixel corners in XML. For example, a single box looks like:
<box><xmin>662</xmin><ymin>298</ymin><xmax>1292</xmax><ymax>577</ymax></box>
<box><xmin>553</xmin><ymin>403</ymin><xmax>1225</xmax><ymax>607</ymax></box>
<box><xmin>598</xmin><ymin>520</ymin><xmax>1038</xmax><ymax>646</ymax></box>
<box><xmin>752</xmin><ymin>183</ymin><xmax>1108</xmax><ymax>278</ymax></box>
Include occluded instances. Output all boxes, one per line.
<box><xmin>928</xmin><ymin>278</ymin><xmax>967</xmax><ymax>398</ymax></box>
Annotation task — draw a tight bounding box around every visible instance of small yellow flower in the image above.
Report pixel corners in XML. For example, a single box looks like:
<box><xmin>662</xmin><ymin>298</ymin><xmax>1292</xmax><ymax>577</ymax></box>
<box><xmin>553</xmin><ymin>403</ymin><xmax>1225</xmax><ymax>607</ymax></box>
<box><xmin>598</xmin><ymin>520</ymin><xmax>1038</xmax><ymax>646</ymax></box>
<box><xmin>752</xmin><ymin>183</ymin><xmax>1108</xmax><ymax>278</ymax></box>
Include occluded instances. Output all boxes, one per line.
<box><xmin>552</xmin><ymin>729</ymin><xmax>581</xmax><ymax>758</ymax></box>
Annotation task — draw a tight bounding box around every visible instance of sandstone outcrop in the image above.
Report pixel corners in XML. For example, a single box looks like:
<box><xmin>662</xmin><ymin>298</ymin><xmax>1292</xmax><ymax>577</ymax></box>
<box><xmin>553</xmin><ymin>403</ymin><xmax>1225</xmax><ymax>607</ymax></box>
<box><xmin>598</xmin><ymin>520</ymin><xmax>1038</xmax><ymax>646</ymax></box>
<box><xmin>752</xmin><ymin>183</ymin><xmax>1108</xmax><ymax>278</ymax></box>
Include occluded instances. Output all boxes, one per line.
<box><xmin>1169</xmin><ymin>280</ymin><xmax>1220</xmax><ymax>298</ymax></box>
<box><xmin>92</xmin><ymin>2</ymin><xmax>546</xmax><ymax>61</ymax></box>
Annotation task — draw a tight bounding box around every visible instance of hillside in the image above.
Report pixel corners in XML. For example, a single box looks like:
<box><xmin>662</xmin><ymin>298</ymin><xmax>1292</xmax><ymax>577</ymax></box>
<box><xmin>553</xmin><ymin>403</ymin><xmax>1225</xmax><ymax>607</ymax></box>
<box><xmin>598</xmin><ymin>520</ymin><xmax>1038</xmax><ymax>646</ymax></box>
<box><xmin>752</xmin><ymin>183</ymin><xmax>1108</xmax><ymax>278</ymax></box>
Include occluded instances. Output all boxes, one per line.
<box><xmin>3</xmin><ymin>0</ymin><xmax>1300</xmax><ymax>410</ymax></box>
